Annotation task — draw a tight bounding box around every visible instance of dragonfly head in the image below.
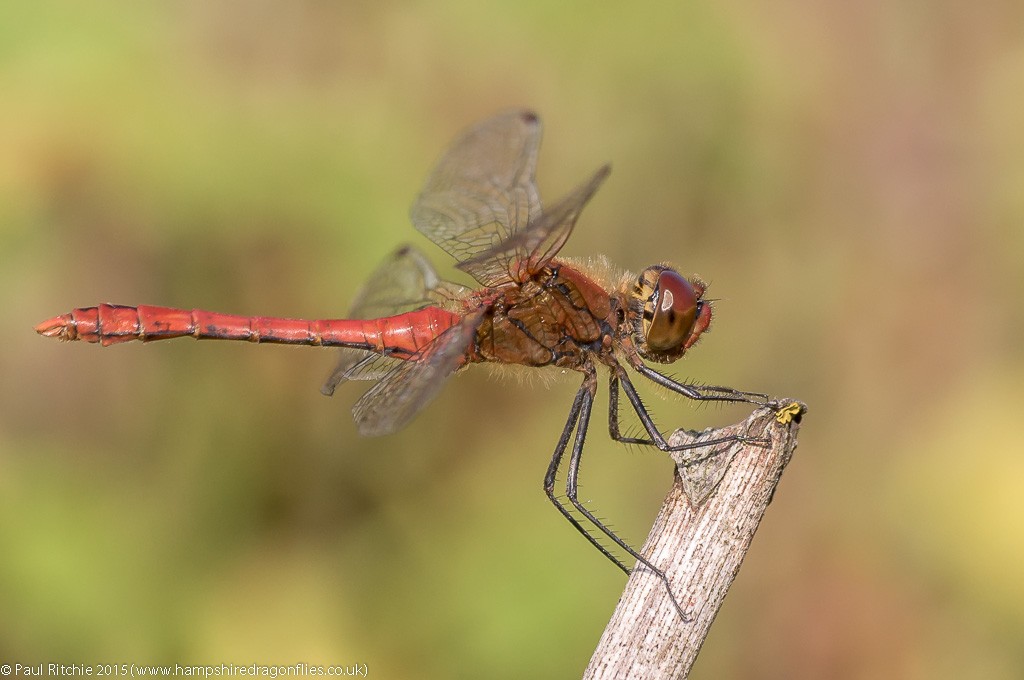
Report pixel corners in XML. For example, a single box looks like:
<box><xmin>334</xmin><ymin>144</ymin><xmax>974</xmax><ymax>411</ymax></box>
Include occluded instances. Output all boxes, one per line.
<box><xmin>629</xmin><ymin>266</ymin><xmax>712</xmax><ymax>364</ymax></box>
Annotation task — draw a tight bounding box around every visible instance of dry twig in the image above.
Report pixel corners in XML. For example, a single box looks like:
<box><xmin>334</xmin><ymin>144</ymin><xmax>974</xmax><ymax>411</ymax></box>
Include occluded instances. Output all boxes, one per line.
<box><xmin>583</xmin><ymin>401</ymin><xmax>805</xmax><ymax>680</ymax></box>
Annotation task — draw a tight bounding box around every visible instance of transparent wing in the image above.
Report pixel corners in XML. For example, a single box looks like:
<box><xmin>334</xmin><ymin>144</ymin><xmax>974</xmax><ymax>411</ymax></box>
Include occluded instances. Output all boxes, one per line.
<box><xmin>346</xmin><ymin>245</ymin><xmax>465</xmax><ymax>318</ymax></box>
<box><xmin>321</xmin><ymin>246</ymin><xmax>468</xmax><ymax>396</ymax></box>
<box><xmin>456</xmin><ymin>165</ymin><xmax>610</xmax><ymax>284</ymax></box>
<box><xmin>351</xmin><ymin>313</ymin><xmax>481</xmax><ymax>437</ymax></box>
<box><xmin>410</xmin><ymin>110</ymin><xmax>543</xmax><ymax>285</ymax></box>
<box><xmin>328</xmin><ymin>352</ymin><xmax>404</xmax><ymax>383</ymax></box>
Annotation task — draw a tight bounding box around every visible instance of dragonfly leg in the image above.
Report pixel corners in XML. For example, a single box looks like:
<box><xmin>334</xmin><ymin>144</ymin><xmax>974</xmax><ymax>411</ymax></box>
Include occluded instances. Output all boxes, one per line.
<box><xmin>544</xmin><ymin>375</ymin><xmax>631</xmax><ymax>576</ymax></box>
<box><xmin>631</xmin><ymin>361</ymin><xmax>773</xmax><ymax>406</ymax></box>
<box><xmin>545</xmin><ymin>367</ymin><xmax>690</xmax><ymax>620</ymax></box>
<box><xmin>611</xmin><ymin>368</ymin><xmax>765</xmax><ymax>462</ymax></box>
<box><xmin>608</xmin><ymin>371</ymin><xmax>651</xmax><ymax>447</ymax></box>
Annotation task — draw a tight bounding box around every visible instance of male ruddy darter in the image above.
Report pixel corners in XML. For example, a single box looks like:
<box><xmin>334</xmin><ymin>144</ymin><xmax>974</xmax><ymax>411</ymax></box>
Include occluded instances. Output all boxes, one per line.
<box><xmin>36</xmin><ymin>110</ymin><xmax>772</xmax><ymax>618</ymax></box>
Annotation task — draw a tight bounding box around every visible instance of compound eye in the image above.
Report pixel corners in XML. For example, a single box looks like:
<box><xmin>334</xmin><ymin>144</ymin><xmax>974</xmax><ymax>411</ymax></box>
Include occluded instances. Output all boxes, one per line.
<box><xmin>646</xmin><ymin>271</ymin><xmax>699</xmax><ymax>352</ymax></box>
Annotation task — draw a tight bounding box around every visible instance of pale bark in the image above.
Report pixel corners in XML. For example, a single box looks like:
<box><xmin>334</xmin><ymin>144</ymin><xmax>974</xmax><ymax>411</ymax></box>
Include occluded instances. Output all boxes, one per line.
<box><xmin>583</xmin><ymin>402</ymin><xmax>805</xmax><ymax>680</ymax></box>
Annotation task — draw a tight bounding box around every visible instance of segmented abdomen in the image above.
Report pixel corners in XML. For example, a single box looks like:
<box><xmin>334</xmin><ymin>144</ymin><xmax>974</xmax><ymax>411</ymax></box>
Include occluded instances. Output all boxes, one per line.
<box><xmin>35</xmin><ymin>303</ymin><xmax>461</xmax><ymax>358</ymax></box>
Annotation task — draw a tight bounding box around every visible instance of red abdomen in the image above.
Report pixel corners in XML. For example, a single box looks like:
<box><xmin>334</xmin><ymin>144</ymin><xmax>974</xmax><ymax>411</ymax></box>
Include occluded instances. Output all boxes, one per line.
<box><xmin>35</xmin><ymin>304</ymin><xmax>462</xmax><ymax>359</ymax></box>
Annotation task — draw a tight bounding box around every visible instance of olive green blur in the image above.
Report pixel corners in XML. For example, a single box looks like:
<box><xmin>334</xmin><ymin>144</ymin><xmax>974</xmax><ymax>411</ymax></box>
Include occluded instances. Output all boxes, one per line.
<box><xmin>3</xmin><ymin>2</ymin><xmax>1023</xmax><ymax>678</ymax></box>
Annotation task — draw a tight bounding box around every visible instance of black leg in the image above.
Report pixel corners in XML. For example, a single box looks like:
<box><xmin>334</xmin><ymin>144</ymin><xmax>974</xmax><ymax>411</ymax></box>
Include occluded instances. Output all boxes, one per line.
<box><xmin>610</xmin><ymin>368</ymin><xmax>766</xmax><ymax>461</ymax></box>
<box><xmin>552</xmin><ymin>367</ymin><xmax>689</xmax><ymax>620</ymax></box>
<box><xmin>544</xmin><ymin>375</ymin><xmax>632</xmax><ymax>575</ymax></box>
<box><xmin>608</xmin><ymin>371</ymin><xmax>652</xmax><ymax>446</ymax></box>
<box><xmin>633</xmin><ymin>363</ymin><xmax>772</xmax><ymax>405</ymax></box>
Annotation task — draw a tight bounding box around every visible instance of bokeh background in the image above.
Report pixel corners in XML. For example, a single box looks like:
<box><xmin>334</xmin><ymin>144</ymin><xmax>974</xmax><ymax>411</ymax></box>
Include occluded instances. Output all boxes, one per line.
<box><xmin>3</xmin><ymin>1</ymin><xmax>1023</xmax><ymax>678</ymax></box>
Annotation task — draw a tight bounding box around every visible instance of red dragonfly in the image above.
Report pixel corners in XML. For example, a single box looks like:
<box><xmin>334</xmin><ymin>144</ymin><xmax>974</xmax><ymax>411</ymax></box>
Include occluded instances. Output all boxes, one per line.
<box><xmin>37</xmin><ymin>110</ymin><xmax>772</xmax><ymax>617</ymax></box>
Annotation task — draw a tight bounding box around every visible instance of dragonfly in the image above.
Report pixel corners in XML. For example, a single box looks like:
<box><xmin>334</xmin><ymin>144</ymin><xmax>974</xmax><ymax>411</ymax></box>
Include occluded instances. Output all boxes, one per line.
<box><xmin>36</xmin><ymin>110</ymin><xmax>774</xmax><ymax>618</ymax></box>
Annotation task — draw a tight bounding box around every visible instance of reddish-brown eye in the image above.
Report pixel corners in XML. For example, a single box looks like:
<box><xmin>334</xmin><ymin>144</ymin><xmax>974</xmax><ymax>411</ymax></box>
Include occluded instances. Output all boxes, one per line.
<box><xmin>646</xmin><ymin>271</ymin><xmax>699</xmax><ymax>352</ymax></box>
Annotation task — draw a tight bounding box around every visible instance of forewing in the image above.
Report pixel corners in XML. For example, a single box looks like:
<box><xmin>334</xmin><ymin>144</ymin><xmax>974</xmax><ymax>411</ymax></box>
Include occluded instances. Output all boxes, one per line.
<box><xmin>321</xmin><ymin>246</ymin><xmax>467</xmax><ymax>396</ymax></box>
<box><xmin>457</xmin><ymin>165</ymin><xmax>610</xmax><ymax>284</ymax></box>
<box><xmin>351</xmin><ymin>313</ymin><xmax>481</xmax><ymax>437</ymax></box>
<box><xmin>410</xmin><ymin>110</ymin><xmax>542</xmax><ymax>284</ymax></box>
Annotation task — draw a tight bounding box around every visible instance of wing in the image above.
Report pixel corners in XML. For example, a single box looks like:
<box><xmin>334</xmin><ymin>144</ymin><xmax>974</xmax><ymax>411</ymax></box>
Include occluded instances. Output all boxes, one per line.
<box><xmin>351</xmin><ymin>313</ymin><xmax>481</xmax><ymax>437</ymax></box>
<box><xmin>321</xmin><ymin>245</ymin><xmax>468</xmax><ymax>396</ymax></box>
<box><xmin>456</xmin><ymin>164</ymin><xmax>610</xmax><ymax>284</ymax></box>
<box><xmin>410</xmin><ymin>110</ymin><xmax>543</xmax><ymax>285</ymax></box>
<box><xmin>342</xmin><ymin>244</ymin><xmax>466</xmax><ymax>318</ymax></box>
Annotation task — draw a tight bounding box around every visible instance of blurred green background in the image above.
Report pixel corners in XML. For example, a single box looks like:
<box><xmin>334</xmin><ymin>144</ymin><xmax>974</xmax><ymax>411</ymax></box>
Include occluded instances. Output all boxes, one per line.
<box><xmin>3</xmin><ymin>1</ymin><xmax>1023</xmax><ymax>678</ymax></box>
